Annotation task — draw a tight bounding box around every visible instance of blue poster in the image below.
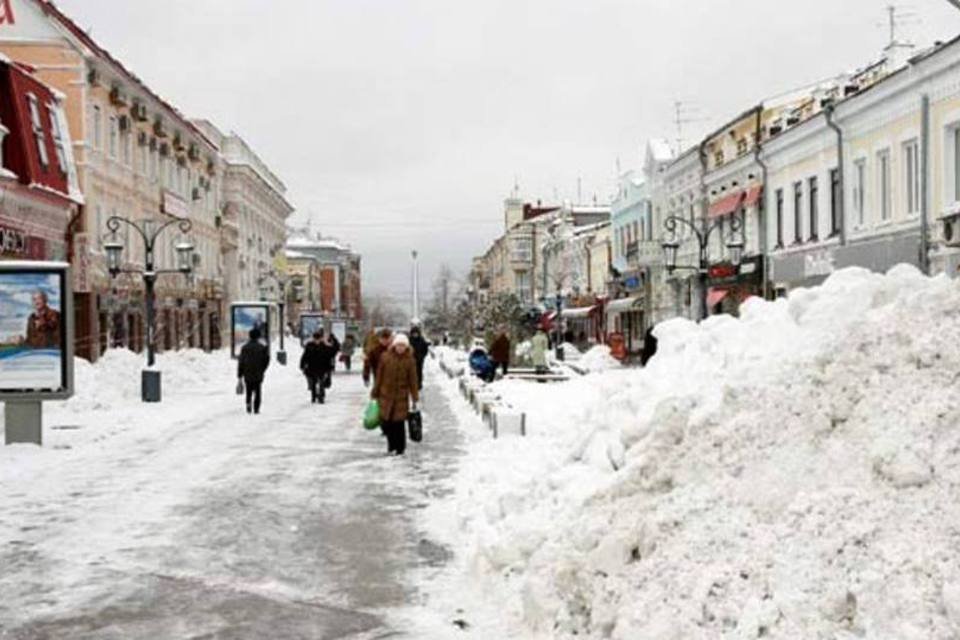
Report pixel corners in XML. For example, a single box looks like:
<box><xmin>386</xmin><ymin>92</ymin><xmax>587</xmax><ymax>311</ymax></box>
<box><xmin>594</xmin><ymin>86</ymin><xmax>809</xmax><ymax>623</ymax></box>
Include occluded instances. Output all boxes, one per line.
<box><xmin>232</xmin><ymin>305</ymin><xmax>269</xmax><ymax>358</ymax></box>
<box><xmin>0</xmin><ymin>272</ymin><xmax>65</xmax><ymax>392</ymax></box>
<box><xmin>299</xmin><ymin>314</ymin><xmax>324</xmax><ymax>346</ymax></box>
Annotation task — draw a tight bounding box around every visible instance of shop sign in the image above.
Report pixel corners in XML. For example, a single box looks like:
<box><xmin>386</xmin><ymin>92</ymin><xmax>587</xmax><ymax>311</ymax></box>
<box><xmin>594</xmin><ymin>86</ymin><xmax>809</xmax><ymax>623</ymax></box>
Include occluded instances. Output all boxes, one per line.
<box><xmin>162</xmin><ymin>190</ymin><xmax>189</xmax><ymax>218</ymax></box>
<box><xmin>0</xmin><ymin>224</ymin><xmax>46</xmax><ymax>260</ymax></box>
<box><xmin>803</xmin><ymin>250</ymin><xmax>835</xmax><ymax>279</ymax></box>
<box><xmin>708</xmin><ymin>263</ymin><xmax>737</xmax><ymax>279</ymax></box>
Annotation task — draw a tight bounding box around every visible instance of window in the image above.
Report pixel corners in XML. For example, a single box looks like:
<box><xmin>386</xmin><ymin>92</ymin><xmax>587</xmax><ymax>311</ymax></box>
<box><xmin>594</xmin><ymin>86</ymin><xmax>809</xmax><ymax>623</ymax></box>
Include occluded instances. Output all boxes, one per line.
<box><xmin>904</xmin><ymin>139</ymin><xmax>920</xmax><ymax>215</ymax></box>
<box><xmin>632</xmin><ymin>221</ymin><xmax>639</xmax><ymax>245</ymax></box>
<box><xmin>775</xmin><ymin>188</ymin><xmax>784</xmax><ymax>248</ymax></box>
<box><xmin>95</xmin><ymin>203</ymin><xmax>104</xmax><ymax>249</ymax></box>
<box><xmin>138</xmin><ymin>140</ymin><xmax>147</xmax><ymax>174</ymax></box>
<box><xmin>793</xmin><ymin>182</ymin><xmax>803</xmax><ymax>243</ymax></box>
<box><xmin>808</xmin><ymin>176</ymin><xmax>819</xmax><ymax>241</ymax></box>
<box><xmin>511</xmin><ymin>237</ymin><xmax>533</xmax><ymax>263</ymax></box>
<box><xmin>953</xmin><ymin>127</ymin><xmax>960</xmax><ymax>203</ymax></box>
<box><xmin>121</xmin><ymin>128</ymin><xmax>131</xmax><ymax>166</ymax></box>
<box><xmin>108</xmin><ymin>116</ymin><xmax>118</xmax><ymax>159</ymax></box>
<box><xmin>830</xmin><ymin>168</ymin><xmax>841</xmax><ymax>236</ymax></box>
<box><xmin>92</xmin><ymin>105</ymin><xmax>102</xmax><ymax>150</ymax></box>
<box><xmin>877</xmin><ymin>150</ymin><xmax>891</xmax><ymax>221</ymax></box>
<box><xmin>26</xmin><ymin>95</ymin><xmax>49</xmax><ymax>168</ymax></box>
<box><xmin>48</xmin><ymin>105</ymin><xmax>67</xmax><ymax>173</ymax></box>
<box><xmin>854</xmin><ymin>159</ymin><xmax>866</xmax><ymax>225</ymax></box>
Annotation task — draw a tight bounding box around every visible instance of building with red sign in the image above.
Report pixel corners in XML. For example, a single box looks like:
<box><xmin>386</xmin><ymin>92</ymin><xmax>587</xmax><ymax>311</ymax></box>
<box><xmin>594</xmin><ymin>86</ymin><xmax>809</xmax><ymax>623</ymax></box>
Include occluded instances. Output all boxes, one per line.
<box><xmin>0</xmin><ymin>55</ymin><xmax>81</xmax><ymax>266</ymax></box>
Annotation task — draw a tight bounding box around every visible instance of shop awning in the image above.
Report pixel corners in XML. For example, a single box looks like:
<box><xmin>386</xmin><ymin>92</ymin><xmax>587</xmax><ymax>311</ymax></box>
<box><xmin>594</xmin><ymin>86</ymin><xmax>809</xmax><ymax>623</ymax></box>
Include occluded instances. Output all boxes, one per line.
<box><xmin>561</xmin><ymin>305</ymin><xmax>596</xmax><ymax>319</ymax></box>
<box><xmin>743</xmin><ymin>185</ymin><xmax>763</xmax><ymax>208</ymax></box>
<box><xmin>707</xmin><ymin>288</ymin><xmax>729</xmax><ymax>308</ymax></box>
<box><xmin>605</xmin><ymin>296</ymin><xmax>642</xmax><ymax>314</ymax></box>
<box><xmin>708</xmin><ymin>191</ymin><xmax>745</xmax><ymax>219</ymax></box>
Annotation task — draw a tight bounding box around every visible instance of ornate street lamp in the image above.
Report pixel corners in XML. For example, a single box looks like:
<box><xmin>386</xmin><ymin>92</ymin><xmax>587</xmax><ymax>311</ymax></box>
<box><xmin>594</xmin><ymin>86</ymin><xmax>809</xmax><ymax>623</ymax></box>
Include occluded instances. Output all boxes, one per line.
<box><xmin>661</xmin><ymin>213</ymin><xmax>744</xmax><ymax>320</ymax></box>
<box><xmin>105</xmin><ymin>215</ymin><xmax>193</xmax><ymax>402</ymax></box>
<box><xmin>257</xmin><ymin>271</ymin><xmax>288</xmax><ymax>365</ymax></box>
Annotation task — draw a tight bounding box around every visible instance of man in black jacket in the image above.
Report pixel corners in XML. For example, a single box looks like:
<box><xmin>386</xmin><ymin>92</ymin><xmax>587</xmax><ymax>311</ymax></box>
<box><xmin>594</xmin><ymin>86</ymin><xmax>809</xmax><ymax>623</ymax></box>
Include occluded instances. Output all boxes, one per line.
<box><xmin>409</xmin><ymin>326</ymin><xmax>430</xmax><ymax>390</ymax></box>
<box><xmin>300</xmin><ymin>330</ymin><xmax>335</xmax><ymax>404</ymax></box>
<box><xmin>238</xmin><ymin>328</ymin><xmax>270</xmax><ymax>414</ymax></box>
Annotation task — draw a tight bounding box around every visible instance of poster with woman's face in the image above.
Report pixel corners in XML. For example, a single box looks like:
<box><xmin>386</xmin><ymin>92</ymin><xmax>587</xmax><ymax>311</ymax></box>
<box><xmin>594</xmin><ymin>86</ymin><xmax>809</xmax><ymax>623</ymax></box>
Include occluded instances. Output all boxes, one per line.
<box><xmin>299</xmin><ymin>314</ymin><xmax>324</xmax><ymax>346</ymax></box>
<box><xmin>0</xmin><ymin>271</ymin><xmax>66</xmax><ymax>393</ymax></box>
<box><xmin>231</xmin><ymin>305</ymin><xmax>269</xmax><ymax>358</ymax></box>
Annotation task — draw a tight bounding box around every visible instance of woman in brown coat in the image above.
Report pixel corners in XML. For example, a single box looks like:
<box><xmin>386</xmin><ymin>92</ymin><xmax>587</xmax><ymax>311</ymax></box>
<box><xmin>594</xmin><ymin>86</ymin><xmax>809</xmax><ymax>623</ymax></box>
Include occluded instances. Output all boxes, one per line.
<box><xmin>372</xmin><ymin>333</ymin><xmax>420</xmax><ymax>455</ymax></box>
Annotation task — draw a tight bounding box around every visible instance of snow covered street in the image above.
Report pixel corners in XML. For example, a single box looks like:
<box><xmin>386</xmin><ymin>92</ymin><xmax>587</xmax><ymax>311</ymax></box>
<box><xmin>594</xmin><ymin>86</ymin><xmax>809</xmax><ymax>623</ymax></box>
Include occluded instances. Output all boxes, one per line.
<box><xmin>0</xmin><ymin>346</ymin><xmax>465</xmax><ymax>639</ymax></box>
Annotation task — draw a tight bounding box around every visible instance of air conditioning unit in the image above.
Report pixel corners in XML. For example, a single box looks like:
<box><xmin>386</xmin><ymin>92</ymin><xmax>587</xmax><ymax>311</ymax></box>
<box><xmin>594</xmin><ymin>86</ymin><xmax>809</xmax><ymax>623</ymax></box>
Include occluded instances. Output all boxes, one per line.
<box><xmin>192</xmin><ymin>187</ymin><xmax>201</xmax><ymax>201</ymax></box>
<box><xmin>110</xmin><ymin>85</ymin><xmax>129</xmax><ymax>107</ymax></box>
<box><xmin>118</xmin><ymin>115</ymin><xmax>131</xmax><ymax>132</ymax></box>
<box><xmin>87</xmin><ymin>68</ymin><xmax>101</xmax><ymax>87</ymax></box>
<box><xmin>131</xmin><ymin>102</ymin><xmax>148</xmax><ymax>122</ymax></box>
<box><xmin>137</xmin><ymin>131</ymin><xmax>148</xmax><ymax>147</ymax></box>
<box><xmin>187</xmin><ymin>143</ymin><xmax>200</xmax><ymax>161</ymax></box>
<box><xmin>159</xmin><ymin>142</ymin><xmax>170</xmax><ymax>157</ymax></box>
<box><xmin>153</xmin><ymin>118</ymin><xmax>168</xmax><ymax>138</ymax></box>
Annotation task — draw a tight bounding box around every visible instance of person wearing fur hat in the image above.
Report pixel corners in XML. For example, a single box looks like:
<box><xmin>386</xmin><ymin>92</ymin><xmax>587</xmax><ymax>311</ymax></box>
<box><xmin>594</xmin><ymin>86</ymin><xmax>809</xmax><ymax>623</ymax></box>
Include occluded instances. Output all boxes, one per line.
<box><xmin>372</xmin><ymin>333</ymin><xmax>420</xmax><ymax>455</ymax></box>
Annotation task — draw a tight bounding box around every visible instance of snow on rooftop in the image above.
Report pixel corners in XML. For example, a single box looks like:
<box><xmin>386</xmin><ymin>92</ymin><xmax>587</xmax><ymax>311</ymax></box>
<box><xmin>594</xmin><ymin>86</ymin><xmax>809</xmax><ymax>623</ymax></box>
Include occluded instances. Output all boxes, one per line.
<box><xmin>648</xmin><ymin>138</ymin><xmax>675</xmax><ymax>162</ymax></box>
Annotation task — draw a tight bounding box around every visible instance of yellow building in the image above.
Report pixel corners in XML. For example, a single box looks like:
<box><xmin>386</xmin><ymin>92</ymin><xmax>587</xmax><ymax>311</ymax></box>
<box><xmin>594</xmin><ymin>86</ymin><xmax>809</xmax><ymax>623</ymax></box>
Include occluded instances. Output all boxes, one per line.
<box><xmin>0</xmin><ymin>0</ymin><xmax>224</xmax><ymax>359</ymax></box>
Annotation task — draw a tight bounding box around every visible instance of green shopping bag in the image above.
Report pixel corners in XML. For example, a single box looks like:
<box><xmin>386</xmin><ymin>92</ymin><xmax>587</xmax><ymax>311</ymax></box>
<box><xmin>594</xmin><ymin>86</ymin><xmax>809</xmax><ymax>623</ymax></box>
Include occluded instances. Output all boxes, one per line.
<box><xmin>363</xmin><ymin>400</ymin><xmax>381</xmax><ymax>430</ymax></box>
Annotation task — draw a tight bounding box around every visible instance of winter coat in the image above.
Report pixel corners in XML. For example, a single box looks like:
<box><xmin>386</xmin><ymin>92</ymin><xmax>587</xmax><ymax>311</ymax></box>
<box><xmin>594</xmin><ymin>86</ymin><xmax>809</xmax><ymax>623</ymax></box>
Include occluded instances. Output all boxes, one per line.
<box><xmin>489</xmin><ymin>334</ymin><xmax>511</xmax><ymax>364</ymax></box>
<box><xmin>300</xmin><ymin>341</ymin><xmax>335</xmax><ymax>377</ymax></box>
<box><xmin>363</xmin><ymin>332</ymin><xmax>380</xmax><ymax>358</ymax></box>
<box><xmin>410</xmin><ymin>334</ymin><xmax>430</xmax><ymax>365</ymax></box>
<box><xmin>641</xmin><ymin>327</ymin><xmax>659</xmax><ymax>366</ymax></box>
<box><xmin>342</xmin><ymin>336</ymin><xmax>357</xmax><ymax>357</ymax></box>
<box><xmin>372</xmin><ymin>348</ymin><xmax>419</xmax><ymax>423</ymax></box>
<box><xmin>238</xmin><ymin>340</ymin><xmax>270</xmax><ymax>385</ymax></box>
<box><xmin>363</xmin><ymin>342</ymin><xmax>388</xmax><ymax>384</ymax></box>
<box><xmin>531</xmin><ymin>332</ymin><xmax>549</xmax><ymax>368</ymax></box>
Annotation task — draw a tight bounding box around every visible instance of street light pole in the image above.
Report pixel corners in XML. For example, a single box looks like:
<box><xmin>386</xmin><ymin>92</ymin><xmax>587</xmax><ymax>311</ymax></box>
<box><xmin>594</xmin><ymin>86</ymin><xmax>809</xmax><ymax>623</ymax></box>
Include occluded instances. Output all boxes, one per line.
<box><xmin>104</xmin><ymin>215</ymin><xmax>194</xmax><ymax>402</ymax></box>
<box><xmin>411</xmin><ymin>249</ymin><xmax>420</xmax><ymax>323</ymax></box>
<box><xmin>661</xmin><ymin>214</ymin><xmax>744</xmax><ymax>321</ymax></box>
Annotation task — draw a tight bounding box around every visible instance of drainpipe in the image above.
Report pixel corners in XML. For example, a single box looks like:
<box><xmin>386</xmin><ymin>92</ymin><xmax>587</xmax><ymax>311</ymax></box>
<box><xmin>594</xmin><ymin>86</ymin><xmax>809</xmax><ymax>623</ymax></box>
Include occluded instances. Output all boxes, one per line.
<box><xmin>920</xmin><ymin>93</ymin><xmax>931</xmax><ymax>275</ymax></box>
<box><xmin>825</xmin><ymin>105</ymin><xmax>846</xmax><ymax>246</ymax></box>
<box><xmin>753</xmin><ymin>111</ymin><xmax>771</xmax><ymax>299</ymax></box>
<box><xmin>697</xmin><ymin>140</ymin><xmax>710</xmax><ymax>321</ymax></box>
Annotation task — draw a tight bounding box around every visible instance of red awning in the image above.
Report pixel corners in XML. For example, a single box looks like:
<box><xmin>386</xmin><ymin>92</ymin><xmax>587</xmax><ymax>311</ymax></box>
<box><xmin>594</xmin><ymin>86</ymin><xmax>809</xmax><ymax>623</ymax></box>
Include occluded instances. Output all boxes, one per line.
<box><xmin>708</xmin><ymin>191</ymin><xmax>745</xmax><ymax>219</ymax></box>
<box><xmin>707</xmin><ymin>288</ymin><xmax>729</xmax><ymax>309</ymax></box>
<box><xmin>743</xmin><ymin>185</ymin><xmax>763</xmax><ymax>208</ymax></box>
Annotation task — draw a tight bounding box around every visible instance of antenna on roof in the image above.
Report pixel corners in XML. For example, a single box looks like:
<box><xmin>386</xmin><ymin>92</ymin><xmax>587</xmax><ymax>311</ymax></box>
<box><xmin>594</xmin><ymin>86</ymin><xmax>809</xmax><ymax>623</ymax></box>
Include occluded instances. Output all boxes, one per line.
<box><xmin>673</xmin><ymin>100</ymin><xmax>705</xmax><ymax>155</ymax></box>
<box><xmin>877</xmin><ymin>4</ymin><xmax>919</xmax><ymax>48</ymax></box>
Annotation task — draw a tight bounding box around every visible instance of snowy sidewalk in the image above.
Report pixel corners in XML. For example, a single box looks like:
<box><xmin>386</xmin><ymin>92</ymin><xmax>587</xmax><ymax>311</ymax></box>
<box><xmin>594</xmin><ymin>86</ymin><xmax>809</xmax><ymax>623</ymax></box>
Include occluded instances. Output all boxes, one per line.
<box><xmin>0</xmin><ymin>347</ymin><xmax>465</xmax><ymax>639</ymax></box>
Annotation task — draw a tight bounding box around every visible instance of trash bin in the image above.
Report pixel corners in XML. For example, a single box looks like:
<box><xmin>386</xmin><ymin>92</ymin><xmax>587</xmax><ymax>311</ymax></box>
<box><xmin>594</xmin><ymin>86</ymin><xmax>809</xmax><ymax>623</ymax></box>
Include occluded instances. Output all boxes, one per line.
<box><xmin>142</xmin><ymin>369</ymin><xmax>162</xmax><ymax>403</ymax></box>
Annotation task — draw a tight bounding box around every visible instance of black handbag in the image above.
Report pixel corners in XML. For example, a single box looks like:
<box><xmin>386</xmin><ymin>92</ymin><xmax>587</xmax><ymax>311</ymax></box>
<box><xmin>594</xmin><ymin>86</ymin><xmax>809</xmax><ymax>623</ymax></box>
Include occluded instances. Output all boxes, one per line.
<box><xmin>407</xmin><ymin>410</ymin><xmax>423</xmax><ymax>443</ymax></box>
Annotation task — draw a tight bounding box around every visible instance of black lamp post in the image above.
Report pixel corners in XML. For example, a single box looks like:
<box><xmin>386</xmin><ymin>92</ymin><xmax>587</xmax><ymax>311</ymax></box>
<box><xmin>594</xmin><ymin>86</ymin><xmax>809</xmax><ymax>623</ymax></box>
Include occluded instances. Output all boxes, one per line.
<box><xmin>554</xmin><ymin>289</ymin><xmax>564</xmax><ymax>361</ymax></box>
<box><xmin>257</xmin><ymin>272</ymin><xmax>287</xmax><ymax>365</ymax></box>
<box><xmin>661</xmin><ymin>214</ymin><xmax>744</xmax><ymax>320</ymax></box>
<box><xmin>104</xmin><ymin>215</ymin><xmax>194</xmax><ymax>402</ymax></box>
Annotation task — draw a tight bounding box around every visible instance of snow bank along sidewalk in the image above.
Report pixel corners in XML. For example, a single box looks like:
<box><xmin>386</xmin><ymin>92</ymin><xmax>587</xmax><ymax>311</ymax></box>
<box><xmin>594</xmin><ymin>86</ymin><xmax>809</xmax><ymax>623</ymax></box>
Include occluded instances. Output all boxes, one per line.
<box><xmin>428</xmin><ymin>265</ymin><xmax>960</xmax><ymax>639</ymax></box>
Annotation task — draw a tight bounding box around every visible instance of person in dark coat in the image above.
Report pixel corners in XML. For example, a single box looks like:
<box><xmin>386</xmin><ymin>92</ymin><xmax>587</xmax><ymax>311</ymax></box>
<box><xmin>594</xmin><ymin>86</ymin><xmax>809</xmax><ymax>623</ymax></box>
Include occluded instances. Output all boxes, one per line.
<box><xmin>489</xmin><ymin>329</ymin><xmax>511</xmax><ymax>377</ymax></box>
<box><xmin>640</xmin><ymin>326</ymin><xmax>659</xmax><ymax>366</ymax></box>
<box><xmin>372</xmin><ymin>333</ymin><xmax>420</xmax><ymax>455</ymax></box>
<box><xmin>300</xmin><ymin>331</ymin><xmax>335</xmax><ymax>404</ymax></box>
<box><xmin>325</xmin><ymin>332</ymin><xmax>341</xmax><ymax>389</ymax></box>
<box><xmin>409</xmin><ymin>326</ymin><xmax>430</xmax><ymax>390</ymax></box>
<box><xmin>237</xmin><ymin>328</ymin><xmax>270</xmax><ymax>414</ymax></box>
<box><xmin>362</xmin><ymin>328</ymin><xmax>393</xmax><ymax>388</ymax></box>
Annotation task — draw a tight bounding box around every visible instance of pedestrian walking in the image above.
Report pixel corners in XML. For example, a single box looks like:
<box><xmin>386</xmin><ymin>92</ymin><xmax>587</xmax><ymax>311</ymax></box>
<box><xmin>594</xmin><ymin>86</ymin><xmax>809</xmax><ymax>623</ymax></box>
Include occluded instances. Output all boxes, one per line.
<box><xmin>326</xmin><ymin>332</ymin><xmax>341</xmax><ymax>389</ymax></box>
<box><xmin>237</xmin><ymin>328</ymin><xmax>270</xmax><ymax>414</ymax></box>
<box><xmin>371</xmin><ymin>333</ymin><xmax>419</xmax><ymax>455</ymax></box>
<box><xmin>489</xmin><ymin>328</ymin><xmax>511</xmax><ymax>378</ymax></box>
<box><xmin>409</xmin><ymin>326</ymin><xmax>430</xmax><ymax>390</ymax></box>
<box><xmin>363</xmin><ymin>328</ymin><xmax>393</xmax><ymax>388</ymax></box>
<box><xmin>341</xmin><ymin>334</ymin><xmax>357</xmax><ymax>371</ymax></box>
<box><xmin>300</xmin><ymin>330</ymin><xmax>335</xmax><ymax>404</ymax></box>
<box><xmin>531</xmin><ymin>327</ymin><xmax>549</xmax><ymax>375</ymax></box>
<box><xmin>641</xmin><ymin>326</ymin><xmax>659</xmax><ymax>366</ymax></box>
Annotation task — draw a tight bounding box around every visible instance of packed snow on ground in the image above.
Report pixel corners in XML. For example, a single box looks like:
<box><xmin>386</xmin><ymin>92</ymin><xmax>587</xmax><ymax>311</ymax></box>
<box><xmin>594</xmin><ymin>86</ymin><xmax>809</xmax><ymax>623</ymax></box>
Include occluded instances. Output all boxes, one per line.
<box><xmin>426</xmin><ymin>265</ymin><xmax>960</xmax><ymax>639</ymax></box>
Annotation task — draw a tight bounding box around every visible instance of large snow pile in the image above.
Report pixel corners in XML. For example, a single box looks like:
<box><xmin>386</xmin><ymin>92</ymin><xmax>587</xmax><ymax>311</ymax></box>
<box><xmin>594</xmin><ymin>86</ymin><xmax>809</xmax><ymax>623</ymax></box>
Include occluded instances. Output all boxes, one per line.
<box><xmin>578</xmin><ymin>345</ymin><xmax>622</xmax><ymax>373</ymax></box>
<box><xmin>433</xmin><ymin>266</ymin><xmax>960</xmax><ymax>639</ymax></box>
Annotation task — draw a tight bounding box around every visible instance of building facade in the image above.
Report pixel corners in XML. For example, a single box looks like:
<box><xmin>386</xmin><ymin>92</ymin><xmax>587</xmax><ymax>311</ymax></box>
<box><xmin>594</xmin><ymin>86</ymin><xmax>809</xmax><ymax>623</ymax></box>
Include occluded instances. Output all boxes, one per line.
<box><xmin>285</xmin><ymin>233</ymin><xmax>363</xmax><ymax>328</ymax></box>
<box><xmin>0</xmin><ymin>0</ymin><xmax>226</xmax><ymax>359</ymax></box>
<box><xmin>0</xmin><ymin>57</ymin><xmax>81</xmax><ymax>266</ymax></box>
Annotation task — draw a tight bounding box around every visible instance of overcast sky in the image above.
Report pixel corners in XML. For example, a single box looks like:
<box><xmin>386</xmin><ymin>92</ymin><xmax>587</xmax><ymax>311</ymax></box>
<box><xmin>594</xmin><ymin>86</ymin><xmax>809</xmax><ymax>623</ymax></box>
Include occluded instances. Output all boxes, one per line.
<box><xmin>57</xmin><ymin>0</ymin><xmax>960</xmax><ymax>302</ymax></box>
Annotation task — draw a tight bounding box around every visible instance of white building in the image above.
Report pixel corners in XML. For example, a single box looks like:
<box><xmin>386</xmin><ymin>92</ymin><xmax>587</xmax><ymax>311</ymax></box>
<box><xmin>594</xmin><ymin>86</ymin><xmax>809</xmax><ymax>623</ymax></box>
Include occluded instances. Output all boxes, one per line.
<box><xmin>194</xmin><ymin>121</ymin><xmax>294</xmax><ymax>306</ymax></box>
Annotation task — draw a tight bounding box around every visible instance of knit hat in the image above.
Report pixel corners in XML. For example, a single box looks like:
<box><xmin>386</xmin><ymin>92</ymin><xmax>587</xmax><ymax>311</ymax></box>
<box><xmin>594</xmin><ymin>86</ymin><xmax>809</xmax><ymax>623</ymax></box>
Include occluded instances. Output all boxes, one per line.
<box><xmin>392</xmin><ymin>333</ymin><xmax>410</xmax><ymax>348</ymax></box>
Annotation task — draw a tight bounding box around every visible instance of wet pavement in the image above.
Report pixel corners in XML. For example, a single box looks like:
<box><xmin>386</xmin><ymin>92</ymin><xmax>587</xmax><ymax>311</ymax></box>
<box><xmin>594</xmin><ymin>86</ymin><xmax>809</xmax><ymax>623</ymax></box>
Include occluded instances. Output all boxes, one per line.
<box><xmin>0</xmin><ymin>357</ymin><xmax>465</xmax><ymax>639</ymax></box>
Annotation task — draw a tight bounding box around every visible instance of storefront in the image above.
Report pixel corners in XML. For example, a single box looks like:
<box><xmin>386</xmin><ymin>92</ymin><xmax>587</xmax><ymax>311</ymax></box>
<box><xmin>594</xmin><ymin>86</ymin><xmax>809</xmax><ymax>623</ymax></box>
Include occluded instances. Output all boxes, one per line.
<box><xmin>561</xmin><ymin>303</ymin><xmax>603</xmax><ymax>347</ymax></box>
<box><xmin>605</xmin><ymin>296</ymin><xmax>644</xmax><ymax>355</ymax></box>
<box><xmin>705</xmin><ymin>254</ymin><xmax>764</xmax><ymax>316</ymax></box>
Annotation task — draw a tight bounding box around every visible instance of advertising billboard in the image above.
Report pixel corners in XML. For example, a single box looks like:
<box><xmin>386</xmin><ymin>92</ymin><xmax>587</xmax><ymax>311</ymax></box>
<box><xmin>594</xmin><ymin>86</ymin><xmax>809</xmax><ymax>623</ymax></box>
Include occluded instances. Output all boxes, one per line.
<box><xmin>0</xmin><ymin>262</ymin><xmax>73</xmax><ymax>400</ymax></box>
<box><xmin>299</xmin><ymin>313</ymin><xmax>325</xmax><ymax>346</ymax></box>
<box><xmin>231</xmin><ymin>302</ymin><xmax>271</xmax><ymax>359</ymax></box>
